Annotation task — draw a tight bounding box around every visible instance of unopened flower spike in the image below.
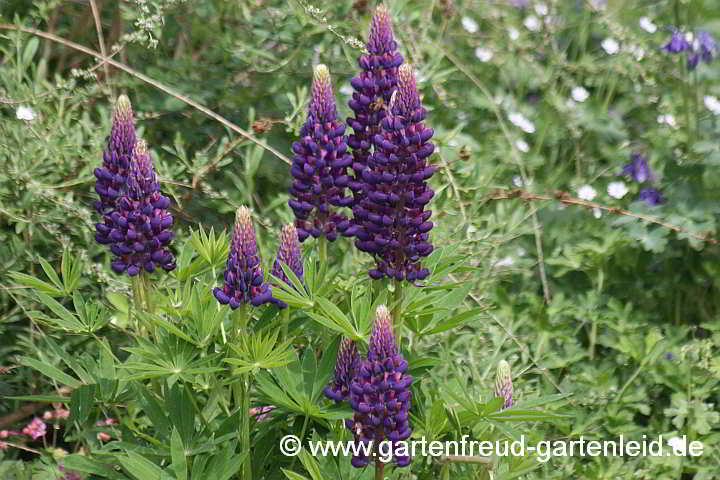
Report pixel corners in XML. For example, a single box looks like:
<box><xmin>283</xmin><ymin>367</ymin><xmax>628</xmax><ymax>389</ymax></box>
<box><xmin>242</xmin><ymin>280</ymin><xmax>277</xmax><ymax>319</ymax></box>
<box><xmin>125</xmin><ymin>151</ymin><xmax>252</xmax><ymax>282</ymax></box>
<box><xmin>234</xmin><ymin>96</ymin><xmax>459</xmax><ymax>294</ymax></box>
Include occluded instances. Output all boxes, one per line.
<box><xmin>494</xmin><ymin>360</ymin><xmax>513</xmax><ymax>409</ymax></box>
<box><xmin>324</xmin><ymin>338</ymin><xmax>359</xmax><ymax>402</ymax></box>
<box><xmin>289</xmin><ymin>64</ymin><xmax>353</xmax><ymax>242</ymax></box>
<box><xmin>100</xmin><ymin>139</ymin><xmax>175</xmax><ymax>276</ymax></box>
<box><xmin>346</xmin><ymin>5</ymin><xmax>405</xmax><ymax>217</ymax></box>
<box><xmin>270</xmin><ymin>223</ymin><xmax>305</xmax><ymax>308</ymax></box>
<box><xmin>213</xmin><ymin>206</ymin><xmax>274</xmax><ymax>308</ymax></box>
<box><xmin>347</xmin><ymin>306</ymin><xmax>412</xmax><ymax>468</ymax></box>
<box><xmin>351</xmin><ymin>64</ymin><xmax>436</xmax><ymax>282</ymax></box>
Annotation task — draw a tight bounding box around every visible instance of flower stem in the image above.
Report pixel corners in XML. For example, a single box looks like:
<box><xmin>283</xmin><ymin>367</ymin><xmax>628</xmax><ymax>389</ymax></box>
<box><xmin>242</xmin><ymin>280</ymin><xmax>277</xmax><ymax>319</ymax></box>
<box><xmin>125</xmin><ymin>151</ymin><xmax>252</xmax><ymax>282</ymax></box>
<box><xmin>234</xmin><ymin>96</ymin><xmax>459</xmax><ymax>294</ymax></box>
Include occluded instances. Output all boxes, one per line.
<box><xmin>375</xmin><ymin>459</ymin><xmax>385</xmax><ymax>480</ymax></box>
<box><xmin>317</xmin><ymin>236</ymin><xmax>328</xmax><ymax>279</ymax></box>
<box><xmin>391</xmin><ymin>278</ymin><xmax>404</xmax><ymax>342</ymax></box>
<box><xmin>233</xmin><ymin>305</ymin><xmax>252</xmax><ymax>480</ymax></box>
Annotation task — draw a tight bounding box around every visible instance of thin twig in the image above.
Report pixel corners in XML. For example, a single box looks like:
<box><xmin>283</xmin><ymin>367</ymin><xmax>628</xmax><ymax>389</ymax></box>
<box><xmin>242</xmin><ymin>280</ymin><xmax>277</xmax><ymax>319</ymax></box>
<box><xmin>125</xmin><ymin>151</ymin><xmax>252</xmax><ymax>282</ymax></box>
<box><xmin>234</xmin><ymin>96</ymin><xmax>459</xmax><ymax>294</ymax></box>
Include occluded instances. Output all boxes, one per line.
<box><xmin>442</xmin><ymin>48</ymin><xmax>552</xmax><ymax>303</ymax></box>
<box><xmin>192</xmin><ymin>136</ymin><xmax>248</xmax><ymax>189</ymax></box>
<box><xmin>88</xmin><ymin>0</ymin><xmax>112</xmax><ymax>95</ymax></box>
<box><xmin>487</xmin><ymin>188</ymin><xmax>717</xmax><ymax>245</ymax></box>
<box><xmin>0</xmin><ymin>24</ymin><xmax>291</xmax><ymax>166</ymax></box>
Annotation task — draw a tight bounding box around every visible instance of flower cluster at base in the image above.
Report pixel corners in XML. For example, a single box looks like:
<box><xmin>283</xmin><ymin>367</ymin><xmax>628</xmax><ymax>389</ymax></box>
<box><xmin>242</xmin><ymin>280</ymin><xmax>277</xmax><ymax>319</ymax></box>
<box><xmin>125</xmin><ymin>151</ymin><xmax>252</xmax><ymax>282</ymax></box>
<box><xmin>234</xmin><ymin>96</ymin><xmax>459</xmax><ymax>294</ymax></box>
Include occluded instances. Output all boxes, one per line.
<box><xmin>270</xmin><ymin>223</ymin><xmax>305</xmax><ymax>308</ymax></box>
<box><xmin>289</xmin><ymin>64</ymin><xmax>352</xmax><ymax>242</ymax></box>
<box><xmin>213</xmin><ymin>206</ymin><xmax>275</xmax><ymax>308</ymax></box>
<box><xmin>346</xmin><ymin>306</ymin><xmax>412</xmax><ymax>468</ymax></box>
<box><xmin>346</xmin><ymin>6</ymin><xmax>404</xmax><ymax>206</ymax></box>
<box><xmin>348</xmin><ymin>64</ymin><xmax>435</xmax><ymax>282</ymax></box>
<box><xmin>94</xmin><ymin>95</ymin><xmax>135</xmax><ymax>217</ymax></box>
<box><xmin>494</xmin><ymin>359</ymin><xmax>513</xmax><ymax>410</ymax></box>
<box><xmin>324</xmin><ymin>338</ymin><xmax>359</xmax><ymax>401</ymax></box>
<box><xmin>96</xmin><ymin>139</ymin><xmax>175</xmax><ymax>275</ymax></box>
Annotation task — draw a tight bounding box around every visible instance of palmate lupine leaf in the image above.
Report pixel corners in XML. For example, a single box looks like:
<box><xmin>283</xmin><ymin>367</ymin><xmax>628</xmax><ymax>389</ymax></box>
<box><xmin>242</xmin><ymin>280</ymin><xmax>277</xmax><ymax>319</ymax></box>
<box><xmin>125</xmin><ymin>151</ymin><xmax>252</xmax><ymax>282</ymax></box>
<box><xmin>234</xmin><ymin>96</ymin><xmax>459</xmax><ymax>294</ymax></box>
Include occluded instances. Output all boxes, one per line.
<box><xmin>225</xmin><ymin>329</ymin><xmax>295</xmax><ymax>375</ymax></box>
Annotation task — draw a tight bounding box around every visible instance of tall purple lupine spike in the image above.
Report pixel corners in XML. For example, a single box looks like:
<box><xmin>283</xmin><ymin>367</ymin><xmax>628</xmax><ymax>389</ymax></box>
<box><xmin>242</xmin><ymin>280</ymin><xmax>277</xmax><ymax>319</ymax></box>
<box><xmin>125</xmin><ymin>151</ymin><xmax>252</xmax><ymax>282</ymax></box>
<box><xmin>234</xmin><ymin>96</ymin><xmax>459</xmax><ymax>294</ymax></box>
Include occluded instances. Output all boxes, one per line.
<box><xmin>270</xmin><ymin>224</ymin><xmax>304</xmax><ymax>309</ymax></box>
<box><xmin>346</xmin><ymin>6</ymin><xmax>404</xmax><ymax>220</ymax></box>
<box><xmin>494</xmin><ymin>360</ymin><xmax>513</xmax><ymax>410</ymax></box>
<box><xmin>103</xmin><ymin>140</ymin><xmax>175</xmax><ymax>276</ymax></box>
<box><xmin>324</xmin><ymin>338</ymin><xmax>359</xmax><ymax>402</ymax></box>
<box><xmin>95</xmin><ymin>95</ymin><xmax>136</xmax><ymax>244</ymax></box>
<box><xmin>347</xmin><ymin>306</ymin><xmax>412</xmax><ymax>468</ymax></box>
<box><xmin>289</xmin><ymin>64</ymin><xmax>352</xmax><ymax>242</ymax></box>
<box><xmin>213</xmin><ymin>206</ymin><xmax>274</xmax><ymax>308</ymax></box>
<box><xmin>352</xmin><ymin>64</ymin><xmax>435</xmax><ymax>282</ymax></box>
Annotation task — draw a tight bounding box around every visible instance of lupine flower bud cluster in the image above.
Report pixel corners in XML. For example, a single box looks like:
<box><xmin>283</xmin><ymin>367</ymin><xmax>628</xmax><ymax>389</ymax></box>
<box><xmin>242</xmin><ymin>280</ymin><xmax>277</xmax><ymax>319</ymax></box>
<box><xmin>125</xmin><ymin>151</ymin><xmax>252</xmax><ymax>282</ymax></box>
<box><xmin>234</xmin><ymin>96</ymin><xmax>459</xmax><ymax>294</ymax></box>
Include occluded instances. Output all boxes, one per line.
<box><xmin>337</xmin><ymin>306</ymin><xmax>412</xmax><ymax>468</ymax></box>
<box><xmin>664</xmin><ymin>29</ymin><xmax>717</xmax><ymax>70</ymax></box>
<box><xmin>346</xmin><ymin>6</ymin><xmax>404</xmax><ymax>198</ymax></box>
<box><xmin>289</xmin><ymin>64</ymin><xmax>353</xmax><ymax>242</ymax></box>
<box><xmin>348</xmin><ymin>65</ymin><xmax>435</xmax><ymax>281</ymax></box>
<box><xmin>94</xmin><ymin>95</ymin><xmax>135</xmax><ymax>216</ymax></box>
<box><xmin>271</xmin><ymin>223</ymin><xmax>305</xmax><ymax>308</ymax></box>
<box><xmin>213</xmin><ymin>206</ymin><xmax>274</xmax><ymax>308</ymax></box>
<box><xmin>620</xmin><ymin>153</ymin><xmax>665</xmax><ymax>206</ymax></box>
<box><xmin>494</xmin><ymin>360</ymin><xmax>513</xmax><ymax>410</ymax></box>
<box><xmin>324</xmin><ymin>338</ymin><xmax>359</xmax><ymax>402</ymax></box>
<box><xmin>97</xmin><ymin>140</ymin><xmax>176</xmax><ymax>275</ymax></box>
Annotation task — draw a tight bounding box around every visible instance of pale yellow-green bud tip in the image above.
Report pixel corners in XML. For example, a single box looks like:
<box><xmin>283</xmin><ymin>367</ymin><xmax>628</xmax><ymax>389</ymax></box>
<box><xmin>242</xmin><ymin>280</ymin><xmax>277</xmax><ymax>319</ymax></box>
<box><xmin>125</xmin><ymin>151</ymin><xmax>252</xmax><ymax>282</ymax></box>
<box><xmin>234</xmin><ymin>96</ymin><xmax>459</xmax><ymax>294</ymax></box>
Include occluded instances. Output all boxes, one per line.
<box><xmin>114</xmin><ymin>94</ymin><xmax>133</xmax><ymax>121</ymax></box>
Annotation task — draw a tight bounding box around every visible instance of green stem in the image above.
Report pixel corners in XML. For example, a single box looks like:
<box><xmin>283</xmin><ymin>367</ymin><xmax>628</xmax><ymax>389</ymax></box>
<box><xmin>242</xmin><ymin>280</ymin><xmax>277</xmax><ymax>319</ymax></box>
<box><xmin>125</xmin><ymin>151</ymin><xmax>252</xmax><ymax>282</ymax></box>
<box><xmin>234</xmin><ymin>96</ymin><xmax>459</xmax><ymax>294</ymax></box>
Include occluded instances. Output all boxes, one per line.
<box><xmin>290</xmin><ymin>413</ymin><xmax>310</xmax><ymax>470</ymax></box>
<box><xmin>317</xmin><ymin>236</ymin><xmax>328</xmax><ymax>281</ymax></box>
<box><xmin>391</xmin><ymin>279</ymin><xmax>405</xmax><ymax>343</ymax></box>
<box><xmin>232</xmin><ymin>305</ymin><xmax>252</xmax><ymax>480</ymax></box>
<box><xmin>375</xmin><ymin>459</ymin><xmax>385</xmax><ymax>480</ymax></box>
<box><xmin>282</xmin><ymin>308</ymin><xmax>290</xmax><ymax>340</ymax></box>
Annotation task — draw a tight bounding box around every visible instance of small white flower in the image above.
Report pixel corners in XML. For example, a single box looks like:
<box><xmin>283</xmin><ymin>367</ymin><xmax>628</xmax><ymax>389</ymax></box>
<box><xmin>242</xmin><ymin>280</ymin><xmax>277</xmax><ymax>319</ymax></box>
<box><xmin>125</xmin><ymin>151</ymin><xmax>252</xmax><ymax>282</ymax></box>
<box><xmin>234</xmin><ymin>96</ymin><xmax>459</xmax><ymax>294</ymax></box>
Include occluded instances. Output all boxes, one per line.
<box><xmin>667</xmin><ymin>437</ymin><xmax>686</xmax><ymax>454</ymax></box>
<box><xmin>657</xmin><ymin>114</ymin><xmax>676</xmax><ymax>127</ymax></box>
<box><xmin>508</xmin><ymin>27</ymin><xmax>520</xmax><ymax>41</ymax></box>
<box><xmin>523</xmin><ymin>15</ymin><xmax>541</xmax><ymax>32</ymax></box>
<box><xmin>607</xmin><ymin>181</ymin><xmax>629</xmax><ymax>199</ymax></box>
<box><xmin>704</xmin><ymin>95</ymin><xmax>720</xmax><ymax>115</ymax></box>
<box><xmin>508</xmin><ymin>112</ymin><xmax>536</xmax><ymax>133</ymax></box>
<box><xmin>475</xmin><ymin>47</ymin><xmax>493</xmax><ymax>62</ymax></box>
<box><xmin>685</xmin><ymin>32</ymin><xmax>694</xmax><ymax>43</ymax></box>
<box><xmin>601</xmin><ymin>38</ymin><xmax>620</xmax><ymax>55</ymax></box>
<box><xmin>339</xmin><ymin>85</ymin><xmax>353</xmax><ymax>96</ymax></box>
<box><xmin>16</xmin><ymin>105</ymin><xmax>35</xmax><ymax>121</ymax></box>
<box><xmin>639</xmin><ymin>17</ymin><xmax>657</xmax><ymax>33</ymax></box>
<box><xmin>515</xmin><ymin>139</ymin><xmax>530</xmax><ymax>152</ymax></box>
<box><xmin>462</xmin><ymin>16</ymin><xmax>479</xmax><ymax>33</ymax></box>
<box><xmin>577</xmin><ymin>184</ymin><xmax>597</xmax><ymax>201</ymax></box>
<box><xmin>494</xmin><ymin>256</ymin><xmax>515</xmax><ymax>267</ymax></box>
<box><xmin>512</xmin><ymin>175</ymin><xmax>533</xmax><ymax>187</ymax></box>
<box><xmin>593</xmin><ymin>207</ymin><xmax>602</xmax><ymax>218</ymax></box>
<box><xmin>571</xmin><ymin>86</ymin><xmax>589</xmax><ymax>103</ymax></box>
<box><xmin>534</xmin><ymin>3</ymin><xmax>549</xmax><ymax>16</ymax></box>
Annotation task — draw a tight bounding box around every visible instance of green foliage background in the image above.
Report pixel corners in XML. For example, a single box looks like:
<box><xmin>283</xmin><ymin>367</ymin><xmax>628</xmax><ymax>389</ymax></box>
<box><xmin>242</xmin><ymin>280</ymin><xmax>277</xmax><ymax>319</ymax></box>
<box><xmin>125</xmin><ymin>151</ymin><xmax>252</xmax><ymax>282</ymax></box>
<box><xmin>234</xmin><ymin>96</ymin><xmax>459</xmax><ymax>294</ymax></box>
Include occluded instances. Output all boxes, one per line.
<box><xmin>1</xmin><ymin>0</ymin><xmax>720</xmax><ymax>479</ymax></box>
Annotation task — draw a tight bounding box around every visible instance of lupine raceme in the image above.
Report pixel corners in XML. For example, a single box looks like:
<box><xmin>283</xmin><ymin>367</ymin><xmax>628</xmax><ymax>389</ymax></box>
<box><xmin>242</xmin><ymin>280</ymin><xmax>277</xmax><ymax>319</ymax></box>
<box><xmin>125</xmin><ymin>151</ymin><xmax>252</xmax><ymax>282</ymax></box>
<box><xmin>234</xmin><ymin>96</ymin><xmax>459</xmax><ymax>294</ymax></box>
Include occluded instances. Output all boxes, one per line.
<box><xmin>346</xmin><ymin>306</ymin><xmax>412</xmax><ymax>467</ymax></box>
<box><xmin>324</xmin><ymin>338</ymin><xmax>359</xmax><ymax>402</ymax></box>
<box><xmin>213</xmin><ymin>206</ymin><xmax>274</xmax><ymax>308</ymax></box>
<box><xmin>289</xmin><ymin>64</ymin><xmax>353</xmax><ymax>242</ymax></box>
<box><xmin>347</xmin><ymin>5</ymin><xmax>404</xmax><ymax>213</ymax></box>
<box><xmin>494</xmin><ymin>360</ymin><xmax>513</xmax><ymax>410</ymax></box>
<box><xmin>270</xmin><ymin>223</ymin><xmax>305</xmax><ymax>308</ymax></box>
<box><xmin>99</xmin><ymin>140</ymin><xmax>175</xmax><ymax>276</ymax></box>
<box><xmin>348</xmin><ymin>64</ymin><xmax>435</xmax><ymax>281</ymax></box>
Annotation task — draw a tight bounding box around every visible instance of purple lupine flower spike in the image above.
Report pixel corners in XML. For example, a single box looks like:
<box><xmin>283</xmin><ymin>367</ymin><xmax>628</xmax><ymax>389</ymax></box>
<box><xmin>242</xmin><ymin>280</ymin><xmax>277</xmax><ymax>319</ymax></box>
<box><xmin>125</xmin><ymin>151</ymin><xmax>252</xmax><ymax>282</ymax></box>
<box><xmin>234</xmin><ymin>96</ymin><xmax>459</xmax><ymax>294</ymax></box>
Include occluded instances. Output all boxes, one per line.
<box><xmin>95</xmin><ymin>95</ymin><xmax>136</xmax><ymax>246</ymax></box>
<box><xmin>494</xmin><ymin>360</ymin><xmax>513</xmax><ymax>409</ymax></box>
<box><xmin>353</xmin><ymin>64</ymin><xmax>435</xmax><ymax>282</ymax></box>
<box><xmin>104</xmin><ymin>140</ymin><xmax>175</xmax><ymax>275</ymax></box>
<box><xmin>688</xmin><ymin>31</ymin><xmax>717</xmax><ymax>70</ymax></box>
<box><xmin>347</xmin><ymin>306</ymin><xmax>412</xmax><ymax>468</ymax></box>
<box><xmin>638</xmin><ymin>187</ymin><xmax>665</xmax><ymax>206</ymax></box>
<box><xmin>324</xmin><ymin>338</ymin><xmax>359</xmax><ymax>402</ymax></box>
<box><xmin>346</xmin><ymin>6</ymin><xmax>404</xmax><ymax>219</ymax></box>
<box><xmin>289</xmin><ymin>64</ymin><xmax>352</xmax><ymax>242</ymax></box>
<box><xmin>213</xmin><ymin>206</ymin><xmax>273</xmax><ymax>308</ymax></box>
<box><xmin>621</xmin><ymin>153</ymin><xmax>652</xmax><ymax>183</ymax></box>
<box><xmin>270</xmin><ymin>224</ymin><xmax>304</xmax><ymax>308</ymax></box>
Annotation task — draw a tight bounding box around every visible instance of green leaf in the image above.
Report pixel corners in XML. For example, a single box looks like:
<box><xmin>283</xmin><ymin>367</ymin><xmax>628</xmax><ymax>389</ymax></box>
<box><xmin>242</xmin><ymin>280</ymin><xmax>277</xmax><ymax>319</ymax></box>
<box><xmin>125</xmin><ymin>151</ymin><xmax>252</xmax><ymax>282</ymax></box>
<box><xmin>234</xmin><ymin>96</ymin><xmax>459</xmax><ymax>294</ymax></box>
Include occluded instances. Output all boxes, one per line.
<box><xmin>8</xmin><ymin>272</ymin><xmax>63</xmax><ymax>297</ymax></box>
<box><xmin>423</xmin><ymin>307</ymin><xmax>485</xmax><ymax>335</ymax></box>
<box><xmin>18</xmin><ymin>356</ymin><xmax>82</xmax><ymax>388</ymax></box>
<box><xmin>63</xmin><ymin>454</ymin><xmax>127</xmax><ymax>479</ymax></box>
<box><xmin>38</xmin><ymin>257</ymin><xmax>63</xmax><ymax>291</ymax></box>
<box><xmin>282</xmin><ymin>470</ymin><xmax>311</xmax><ymax>480</ymax></box>
<box><xmin>118</xmin><ymin>451</ymin><xmax>173</xmax><ymax>480</ymax></box>
<box><xmin>171</xmin><ymin>427</ymin><xmax>188</xmax><ymax>480</ymax></box>
<box><xmin>33</xmin><ymin>292</ymin><xmax>85</xmax><ymax>331</ymax></box>
<box><xmin>70</xmin><ymin>384</ymin><xmax>96</xmax><ymax>425</ymax></box>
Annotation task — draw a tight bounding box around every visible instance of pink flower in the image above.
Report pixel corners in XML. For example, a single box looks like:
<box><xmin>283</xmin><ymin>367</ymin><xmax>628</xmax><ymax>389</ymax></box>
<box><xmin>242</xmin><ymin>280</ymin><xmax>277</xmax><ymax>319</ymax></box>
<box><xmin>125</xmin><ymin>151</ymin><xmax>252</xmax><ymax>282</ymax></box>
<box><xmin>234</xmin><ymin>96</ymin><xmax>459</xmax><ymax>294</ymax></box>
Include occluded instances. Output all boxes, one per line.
<box><xmin>96</xmin><ymin>432</ymin><xmax>111</xmax><ymax>441</ymax></box>
<box><xmin>22</xmin><ymin>417</ymin><xmax>47</xmax><ymax>440</ymax></box>
<box><xmin>0</xmin><ymin>441</ymin><xmax>8</xmax><ymax>450</ymax></box>
<box><xmin>249</xmin><ymin>405</ymin><xmax>276</xmax><ymax>422</ymax></box>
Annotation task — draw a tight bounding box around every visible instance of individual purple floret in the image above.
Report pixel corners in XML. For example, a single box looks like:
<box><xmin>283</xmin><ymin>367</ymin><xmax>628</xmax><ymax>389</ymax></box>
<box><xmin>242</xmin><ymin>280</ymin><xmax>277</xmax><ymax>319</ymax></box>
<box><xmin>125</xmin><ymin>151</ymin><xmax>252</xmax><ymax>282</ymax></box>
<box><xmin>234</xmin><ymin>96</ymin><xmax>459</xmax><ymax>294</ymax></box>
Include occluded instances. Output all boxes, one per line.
<box><xmin>98</xmin><ymin>140</ymin><xmax>175</xmax><ymax>276</ymax></box>
<box><xmin>349</xmin><ymin>64</ymin><xmax>435</xmax><ymax>282</ymax></box>
<box><xmin>621</xmin><ymin>153</ymin><xmax>653</xmax><ymax>183</ymax></box>
<box><xmin>289</xmin><ymin>64</ymin><xmax>353</xmax><ymax>242</ymax></box>
<box><xmin>213</xmin><ymin>206</ymin><xmax>274</xmax><ymax>308</ymax></box>
<box><xmin>639</xmin><ymin>187</ymin><xmax>665</xmax><ymax>206</ymax></box>
<box><xmin>664</xmin><ymin>30</ymin><xmax>692</xmax><ymax>53</ymax></box>
<box><xmin>94</xmin><ymin>95</ymin><xmax>136</xmax><ymax>218</ymax></box>
<box><xmin>347</xmin><ymin>306</ymin><xmax>412</xmax><ymax>468</ymax></box>
<box><xmin>346</xmin><ymin>5</ymin><xmax>404</xmax><ymax>214</ymax></box>
<box><xmin>688</xmin><ymin>31</ymin><xmax>716</xmax><ymax>70</ymax></box>
<box><xmin>324</xmin><ymin>338</ymin><xmax>359</xmax><ymax>402</ymax></box>
<box><xmin>494</xmin><ymin>360</ymin><xmax>513</xmax><ymax>410</ymax></box>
